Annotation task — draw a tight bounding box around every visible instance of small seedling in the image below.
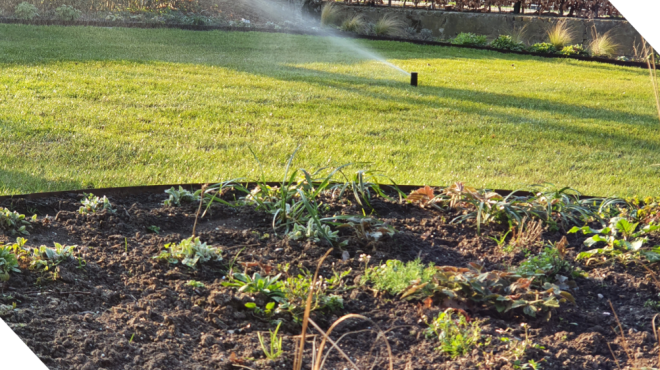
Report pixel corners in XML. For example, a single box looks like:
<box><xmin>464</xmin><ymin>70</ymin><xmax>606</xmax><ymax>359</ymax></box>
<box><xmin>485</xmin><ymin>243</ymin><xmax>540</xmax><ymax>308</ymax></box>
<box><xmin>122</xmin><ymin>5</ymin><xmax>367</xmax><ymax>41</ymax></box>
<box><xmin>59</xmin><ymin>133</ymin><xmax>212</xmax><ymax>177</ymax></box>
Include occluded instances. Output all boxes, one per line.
<box><xmin>223</xmin><ymin>272</ymin><xmax>285</xmax><ymax>301</ymax></box>
<box><xmin>0</xmin><ymin>208</ymin><xmax>31</xmax><ymax>236</ymax></box>
<box><xmin>258</xmin><ymin>321</ymin><xmax>283</xmax><ymax>360</ymax></box>
<box><xmin>0</xmin><ymin>238</ymin><xmax>24</xmax><ymax>282</ymax></box>
<box><xmin>154</xmin><ymin>237</ymin><xmax>222</xmax><ymax>268</ymax></box>
<box><xmin>163</xmin><ymin>186</ymin><xmax>200</xmax><ymax>206</ymax></box>
<box><xmin>425</xmin><ymin>308</ymin><xmax>482</xmax><ymax>359</ymax></box>
<box><xmin>146</xmin><ymin>225</ymin><xmax>161</xmax><ymax>234</ymax></box>
<box><xmin>245</xmin><ymin>301</ymin><xmax>276</xmax><ymax>317</ymax></box>
<box><xmin>186</xmin><ymin>280</ymin><xmax>205</xmax><ymax>288</ymax></box>
<box><xmin>79</xmin><ymin>193</ymin><xmax>115</xmax><ymax>214</ymax></box>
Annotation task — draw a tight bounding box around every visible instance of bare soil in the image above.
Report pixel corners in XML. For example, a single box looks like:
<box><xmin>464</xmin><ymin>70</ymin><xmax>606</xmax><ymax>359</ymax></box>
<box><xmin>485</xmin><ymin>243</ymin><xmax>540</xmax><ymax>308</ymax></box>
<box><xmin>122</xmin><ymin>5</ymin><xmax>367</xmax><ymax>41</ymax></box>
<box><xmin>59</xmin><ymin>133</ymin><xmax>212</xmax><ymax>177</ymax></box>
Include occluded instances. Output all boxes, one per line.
<box><xmin>1</xmin><ymin>191</ymin><xmax>659</xmax><ymax>370</ymax></box>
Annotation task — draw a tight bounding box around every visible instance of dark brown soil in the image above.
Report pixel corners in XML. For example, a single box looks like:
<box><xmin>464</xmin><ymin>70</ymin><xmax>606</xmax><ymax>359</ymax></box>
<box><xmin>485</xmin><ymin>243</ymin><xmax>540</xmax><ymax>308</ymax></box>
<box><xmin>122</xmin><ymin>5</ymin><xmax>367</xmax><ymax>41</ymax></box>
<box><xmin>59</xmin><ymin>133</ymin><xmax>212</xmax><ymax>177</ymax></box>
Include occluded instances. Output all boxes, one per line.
<box><xmin>1</xmin><ymin>191</ymin><xmax>659</xmax><ymax>370</ymax></box>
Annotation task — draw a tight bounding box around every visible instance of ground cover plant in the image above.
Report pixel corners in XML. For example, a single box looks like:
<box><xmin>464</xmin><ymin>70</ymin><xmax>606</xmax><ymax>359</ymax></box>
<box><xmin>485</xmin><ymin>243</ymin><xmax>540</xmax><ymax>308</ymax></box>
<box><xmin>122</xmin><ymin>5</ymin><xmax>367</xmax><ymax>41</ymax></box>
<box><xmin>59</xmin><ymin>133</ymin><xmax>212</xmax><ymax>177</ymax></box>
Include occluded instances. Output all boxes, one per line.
<box><xmin>0</xmin><ymin>25</ymin><xmax>658</xmax><ymax>197</ymax></box>
<box><xmin>0</xmin><ymin>178</ymin><xmax>659</xmax><ymax>370</ymax></box>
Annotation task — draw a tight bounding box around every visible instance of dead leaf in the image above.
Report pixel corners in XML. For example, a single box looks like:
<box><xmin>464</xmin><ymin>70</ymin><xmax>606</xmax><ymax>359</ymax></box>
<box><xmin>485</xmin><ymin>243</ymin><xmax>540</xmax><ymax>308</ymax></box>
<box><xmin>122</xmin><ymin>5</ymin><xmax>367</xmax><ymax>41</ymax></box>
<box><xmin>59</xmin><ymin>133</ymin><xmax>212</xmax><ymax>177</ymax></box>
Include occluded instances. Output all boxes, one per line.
<box><xmin>406</xmin><ymin>186</ymin><xmax>435</xmax><ymax>205</ymax></box>
<box><xmin>229</xmin><ymin>352</ymin><xmax>245</xmax><ymax>365</ymax></box>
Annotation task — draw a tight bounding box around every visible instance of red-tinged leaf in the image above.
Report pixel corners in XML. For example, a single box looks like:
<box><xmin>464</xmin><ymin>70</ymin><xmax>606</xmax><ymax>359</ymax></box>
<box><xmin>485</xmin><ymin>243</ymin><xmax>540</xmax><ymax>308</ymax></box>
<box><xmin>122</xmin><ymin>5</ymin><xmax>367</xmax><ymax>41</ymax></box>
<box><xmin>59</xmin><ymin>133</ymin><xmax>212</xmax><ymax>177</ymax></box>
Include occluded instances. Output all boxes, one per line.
<box><xmin>423</xmin><ymin>297</ymin><xmax>433</xmax><ymax>309</ymax></box>
<box><xmin>407</xmin><ymin>186</ymin><xmax>435</xmax><ymax>205</ymax></box>
<box><xmin>229</xmin><ymin>352</ymin><xmax>245</xmax><ymax>365</ymax></box>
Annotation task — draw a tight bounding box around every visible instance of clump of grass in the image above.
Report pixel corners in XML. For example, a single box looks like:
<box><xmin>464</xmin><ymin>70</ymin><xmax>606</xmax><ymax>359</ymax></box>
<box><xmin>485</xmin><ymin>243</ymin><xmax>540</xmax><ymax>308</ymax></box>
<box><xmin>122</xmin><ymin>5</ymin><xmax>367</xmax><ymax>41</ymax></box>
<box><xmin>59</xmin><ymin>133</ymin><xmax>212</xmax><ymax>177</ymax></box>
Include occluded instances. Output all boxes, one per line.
<box><xmin>589</xmin><ymin>29</ymin><xmax>618</xmax><ymax>57</ymax></box>
<box><xmin>340</xmin><ymin>14</ymin><xmax>365</xmax><ymax>34</ymax></box>
<box><xmin>510</xmin><ymin>24</ymin><xmax>529</xmax><ymax>45</ymax></box>
<box><xmin>320</xmin><ymin>2</ymin><xmax>341</xmax><ymax>26</ymax></box>
<box><xmin>547</xmin><ymin>20</ymin><xmax>573</xmax><ymax>50</ymax></box>
<box><xmin>373</xmin><ymin>14</ymin><xmax>406</xmax><ymax>37</ymax></box>
<box><xmin>425</xmin><ymin>308</ymin><xmax>482</xmax><ymax>359</ymax></box>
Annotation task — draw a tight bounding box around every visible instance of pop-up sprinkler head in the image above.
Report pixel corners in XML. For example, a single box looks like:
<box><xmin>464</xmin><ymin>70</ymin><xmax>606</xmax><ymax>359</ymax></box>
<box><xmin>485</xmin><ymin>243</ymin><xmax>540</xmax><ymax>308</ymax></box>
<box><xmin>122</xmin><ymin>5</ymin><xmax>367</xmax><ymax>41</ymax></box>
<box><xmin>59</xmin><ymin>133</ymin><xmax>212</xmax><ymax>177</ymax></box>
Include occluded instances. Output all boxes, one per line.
<box><xmin>411</xmin><ymin>72</ymin><xmax>418</xmax><ymax>87</ymax></box>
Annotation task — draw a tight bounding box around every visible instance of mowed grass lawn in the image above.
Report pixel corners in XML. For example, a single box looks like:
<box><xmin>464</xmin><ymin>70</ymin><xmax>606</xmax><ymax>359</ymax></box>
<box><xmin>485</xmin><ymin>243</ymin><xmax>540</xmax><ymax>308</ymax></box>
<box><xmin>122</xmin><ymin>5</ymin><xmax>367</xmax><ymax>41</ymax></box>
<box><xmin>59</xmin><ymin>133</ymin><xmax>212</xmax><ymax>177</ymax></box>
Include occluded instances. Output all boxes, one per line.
<box><xmin>0</xmin><ymin>24</ymin><xmax>658</xmax><ymax>196</ymax></box>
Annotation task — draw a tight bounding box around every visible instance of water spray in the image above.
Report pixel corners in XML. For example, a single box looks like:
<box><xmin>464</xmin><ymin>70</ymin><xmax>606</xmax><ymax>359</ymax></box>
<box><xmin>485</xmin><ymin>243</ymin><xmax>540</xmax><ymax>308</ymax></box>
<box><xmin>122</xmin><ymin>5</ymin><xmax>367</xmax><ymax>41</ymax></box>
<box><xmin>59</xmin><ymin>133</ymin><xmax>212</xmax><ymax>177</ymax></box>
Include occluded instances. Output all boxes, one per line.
<box><xmin>410</xmin><ymin>72</ymin><xmax>418</xmax><ymax>87</ymax></box>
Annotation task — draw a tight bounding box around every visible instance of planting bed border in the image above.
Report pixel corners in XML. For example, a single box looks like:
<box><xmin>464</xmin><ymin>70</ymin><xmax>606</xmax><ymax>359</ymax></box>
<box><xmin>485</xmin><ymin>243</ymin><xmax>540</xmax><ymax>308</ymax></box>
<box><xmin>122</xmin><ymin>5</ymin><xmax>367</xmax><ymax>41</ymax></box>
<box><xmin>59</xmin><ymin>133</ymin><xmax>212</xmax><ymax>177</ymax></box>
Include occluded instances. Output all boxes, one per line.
<box><xmin>0</xmin><ymin>17</ymin><xmax>654</xmax><ymax>69</ymax></box>
<box><xmin>0</xmin><ymin>182</ymin><xmax>599</xmax><ymax>203</ymax></box>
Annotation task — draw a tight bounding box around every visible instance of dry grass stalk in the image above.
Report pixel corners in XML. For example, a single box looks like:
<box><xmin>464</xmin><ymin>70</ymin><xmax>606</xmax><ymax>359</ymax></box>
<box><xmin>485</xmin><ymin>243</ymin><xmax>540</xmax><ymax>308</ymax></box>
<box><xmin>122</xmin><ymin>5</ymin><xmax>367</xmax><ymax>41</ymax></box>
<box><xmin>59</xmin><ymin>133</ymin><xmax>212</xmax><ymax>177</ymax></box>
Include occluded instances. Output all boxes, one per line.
<box><xmin>293</xmin><ymin>248</ymin><xmax>333</xmax><ymax>370</ymax></box>
<box><xmin>510</xmin><ymin>24</ymin><xmax>529</xmax><ymax>45</ymax></box>
<box><xmin>320</xmin><ymin>2</ymin><xmax>341</xmax><ymax>26</ymax></box>
<box><xmin>642</xmin><ymin>40</ymin><xmax>660</xmax><ymax>124</ymax></box>
<box><xmin>373</xmin><ymin>14</ymin><xmax>406</xmax><ymax>37</ymax></box>
<box><xmin>510</xmin><ymin>218</ymin><xmax>543</xmax><ymax>248</ymax></box>
<box><xmin>192</xmin><ymin>183</ymin><xmax>208</xmax><ymax>237</ymax></box>
<box><xmin>605</xmin><ymin>301</ymin><xmax>660</xmax><ymax>369</ymax></box>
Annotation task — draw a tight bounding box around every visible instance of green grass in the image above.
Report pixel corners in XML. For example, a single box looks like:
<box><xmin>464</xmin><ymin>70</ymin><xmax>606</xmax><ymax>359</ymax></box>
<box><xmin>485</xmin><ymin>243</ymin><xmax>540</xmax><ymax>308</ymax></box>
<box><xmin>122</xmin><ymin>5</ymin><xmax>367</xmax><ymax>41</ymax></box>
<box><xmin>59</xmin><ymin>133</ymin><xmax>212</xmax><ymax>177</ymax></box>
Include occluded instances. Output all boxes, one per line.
<box><xmin>0</xmin><ymin>24</ymin><xmax>658</xmax><ymax>196</ymax></box>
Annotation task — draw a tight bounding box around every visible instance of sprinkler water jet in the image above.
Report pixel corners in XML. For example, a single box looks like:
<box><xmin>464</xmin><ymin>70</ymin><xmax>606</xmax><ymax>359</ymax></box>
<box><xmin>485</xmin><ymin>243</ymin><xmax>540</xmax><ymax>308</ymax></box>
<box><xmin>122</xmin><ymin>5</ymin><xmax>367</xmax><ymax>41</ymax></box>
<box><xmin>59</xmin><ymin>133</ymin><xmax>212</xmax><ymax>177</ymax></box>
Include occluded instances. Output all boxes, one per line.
<box><xmin>411</xmin><ymin>72</ymin><xmax>418</xmax><ymax>87</ymax></box>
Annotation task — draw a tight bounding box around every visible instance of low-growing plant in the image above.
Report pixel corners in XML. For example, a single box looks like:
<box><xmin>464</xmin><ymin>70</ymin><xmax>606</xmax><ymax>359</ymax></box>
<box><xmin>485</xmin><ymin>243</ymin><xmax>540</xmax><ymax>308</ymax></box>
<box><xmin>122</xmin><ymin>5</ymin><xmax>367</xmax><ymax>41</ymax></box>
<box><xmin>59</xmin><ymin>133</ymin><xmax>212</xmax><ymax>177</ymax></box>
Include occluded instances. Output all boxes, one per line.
<box><xmin>515</xmin><ymin>237</ymin><xmax>576</xmax><ymax>283</ymax></box>
<box><xmin>287</xmin><ymin>218</ymin><xmax>340</xmax><ymax>244</ymax></box>
<box><xmin>0</xmin><ymin>208</ymin><xmax>33</xmax><ymax>235</ymax></box>
<box><xmin>363</xmin><ymin>259</ymin><xmax>436</xmax><ymax>295</ymax></box>
<box><xmin>569</xmin><ymin>217</ymin><xmax>660</xmax><ymax>263</ymax></box>
<box><xmin>223</xmin><ymin>272</ymin><xmax>285</xmax><ymax>301</ymax></box>
<box><xmin>79</xmin><ymin>193</ymin><xmax>115</xmax><ymax>214</ymax></box>
<box><xmin>320</xmin><ymin>2</ymin><xmax>341</xmax><ymax>27</ymax></box>
<box><xmin>491</xmin><ymin>35</ymin><xmax>526</xmax><ymax>52</ymax></box>
<box><xmin>28</xmin><ymin>243</ymin><xmax>76</xmax><ymax>271</ymax></box>
<box><xmin>425</xmin><ymin>308</ymin><xmax>482</xmax><ymax>359</ymax></box>
<box><xmin>398</xmin><ymin>262</ymin><xmax>574</xmax><ymax>317</ymax></box>
<box><xmin>0</xmin><ymin>238</ymin><xmax>24</xmax><ymax>282</ymax></box>
<box><xmin>419</xmin><ymin>29</ymin><xmax>434</xmax><ymax>41</ymax></box>
<box><xmin>373</xmin><ymin>14</ymin><xmax>406</xmax><ymax>37</ymax></box>
<box><xmin>529</xmin><ymin>43</ymin><xmax>558</xmax><ymax>54</ymax></box>
<box><xmin>186</xmin><ymin>280</ymin><xmax>205</xmax><ymax>288</ymax></box>
<box><xmin>15</xmin><ymin>2</ymin><xmax>38</xmax><ymax>20</ymax></box>
<box><xmin>245</xmin><ymin>301</ymin><xmax>277</xmax><ymax>317</ymax></box>
<box><xmin>340</xmin><ymin>216</ymin><xmax>396</xmax><ymax>247</ymax></box>
<box><xmin>278</xmin><ymin>270</ymin><xmax>347</xmax><ymax>320</ymax></box>
<box><xmin>146</xmin><ymin>225</ymin><xmax>161</xmax><ymax>234</ymax></box>
<box><xmin>340</xmin><ymin>15</ymin><xmax>365</xmax><ymax>34</ymax></box>
<box><xmin>154</xmin><ymin>237</ymin><xmax>222</xmax><ymax>268</ymax></box>
<box><xmin>547</xmin><ymin>20</ymin><xmax>573</xmax><ymax>50</ymax></box>
<box><xmin>258</xmin><ymin>321</ymin><xmax>284</xmax><ymax>360</ymax></box>
<box><xmin>163</xmin><ymin>186</ymin><xmax>200</xmax><ymax>206</ymax></box>
<box><xmin>451</xmin><ymin>32</ymin><xmax>487</xmax><ymax>47</ymax></box>
<box><xmin>559</xmin><ymin>44</ymin><xmax>587</xmax><ymax>56</ymax></box>
<box><xmin>55</xmin><ymin>5</ymin><xmax>81</xmax><ymax>21</ymax></box>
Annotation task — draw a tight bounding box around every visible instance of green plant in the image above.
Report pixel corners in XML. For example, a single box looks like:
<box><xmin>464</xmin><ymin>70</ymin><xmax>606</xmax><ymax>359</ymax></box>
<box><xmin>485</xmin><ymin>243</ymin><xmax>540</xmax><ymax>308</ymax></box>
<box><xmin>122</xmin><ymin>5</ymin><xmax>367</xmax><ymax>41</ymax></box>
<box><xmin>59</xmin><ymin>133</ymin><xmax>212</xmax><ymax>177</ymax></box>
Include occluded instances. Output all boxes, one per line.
<box><xmin>399</xmin><ymin>262</ymin><xmax>574</xmax><ymax>317</ymax></box>
<box><xmin>223</xmin><ymin>272</ymin><xmax>285</xmax><ymax>301</ymax></box>
<box><xmin>644</xmin><ymin>294</ymin><xmax>660</xmax><ymax>311</ymax></box>
<box><xmin>154</xmin><ymin>237</ymin><xmax>222</xmax><ymax>268</ymax></box>
<box><xmin>258</xmin><ymin>321</ymin><xmax>284</xmax><ymax>360</ymax></box>
<box><xmin>163</xmin><ymin>186</ymin><xmax>200</xmax><ymax>206</ymax></box>
<box><xmin>489</xmin><ymin>230</ymin><xmax>511</xmax><ymax>248</ymax></box>
<box><xmin>15</xmin><ymin>2</ymin><xmax>38</xmax><ymax>20</ymax></box>
<box><xmin>547</xmin><ymin>21</ymin><xmax>573</xmax><ymax>50</ymax></box>
<box><xmin>589</xmin><ymin>29</ymin><xmax>618</xmax><ymax>57</ymax></box>
<box><xmin>79</xmin><ymin>193</ymin><xmax>115</xmax><ymax>214</ymax></box>
<box><xmin>55</xmin><ymin>5</ymin><xmax>81</xmax><ymax>21</ymax></box>
<box><xmin>146</xmin><ymin>225</ymin><xmax>161</xmax><ymax>234</ymax></box>
<box><xmin>425</xmin><ymin>308</ymin><xmax>482</xmax><ymax>359</ymax></box>
<box><xmin>186</xmin><ymin>280</ymin><xmax>205</xmax><ymax>288</ymax></box>
<box><xmin>0</xmin><ymin>208</ymin><xmax>32</xmax><ymax>235</ymax></box>
<box><xmin>340</xmin><ymin>15</ymin><xmax>365</xmax><ymax>33</ymax></box>
<box><xmin>373</xmin><ymin>14</ymin><xmax>405</xmax><ymax>37</ymax></box>
<box><xmin>515</xmin><ymin>238</ymin><xmax>576</xmax><ymax>283</ymax></box>
<box><xmin>529</xmin><ymin>43</ymin><xmax>558</xmax><ymax>54</ymax></box>
<box><xmin>245</xmin><ymin>301</ymin><xmax>276</xmax><ymax>317</ymax></box>
<box><xmin>320</xmin><ymin>2</ymin><xmax>341</xmax><ymax>26</ymax></box>
<box><xmin>569</xmin><ymin>217</ymin><xmax>660</xmax><ymax>263</ymax></box>
<box><xmin>287</xmin><ymin>218</ymin><xmax>340</xmax><ymax>244</ymax></box>
<box><xmin>0</xmin><ymin>238</ymin><xmax>24</xmax><ymax>281</ymax></box>
<box><xmin>559</xmin><ymin>44</ymin><xmax>587</xmax><ymax>56</ymax></box>
<box><xmin>278</xmin><ymin>270</ymin><xmax>347</xmax><ymax>320</ymax></box>
<box><xmin>363</xmin><ymin>259</ymin><xmax>436</xmax><ymax>295</ymax></box>
<box><xmin>451</xmin><ymin>33</ymin><xmax>487</xmax><ymax>47</ymax></box>
<box><xmin>330</xmin><ymin>169</ymin><xmax>397</xmax><ymax>210</ymax></box>
<box><xmin>491</xmin><ymin>35</ymin><xmax>526</xmax><ymax>52</ymax></box>
<box><xmin>28</xmin><ymin>243</ymin><xmax>76</xmax><ymax>271</ymax></box>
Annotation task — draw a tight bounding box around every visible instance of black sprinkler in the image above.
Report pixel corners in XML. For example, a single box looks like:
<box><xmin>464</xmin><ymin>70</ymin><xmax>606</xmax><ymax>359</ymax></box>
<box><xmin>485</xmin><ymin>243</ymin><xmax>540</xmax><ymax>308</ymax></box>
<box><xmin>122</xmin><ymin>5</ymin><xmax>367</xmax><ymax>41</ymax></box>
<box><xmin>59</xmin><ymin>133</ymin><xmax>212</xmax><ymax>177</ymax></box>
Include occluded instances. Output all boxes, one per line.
<box><xmin>411</xmin><ymin>72</ymin><xmax>418</xmax><ymax>87</ymax></box>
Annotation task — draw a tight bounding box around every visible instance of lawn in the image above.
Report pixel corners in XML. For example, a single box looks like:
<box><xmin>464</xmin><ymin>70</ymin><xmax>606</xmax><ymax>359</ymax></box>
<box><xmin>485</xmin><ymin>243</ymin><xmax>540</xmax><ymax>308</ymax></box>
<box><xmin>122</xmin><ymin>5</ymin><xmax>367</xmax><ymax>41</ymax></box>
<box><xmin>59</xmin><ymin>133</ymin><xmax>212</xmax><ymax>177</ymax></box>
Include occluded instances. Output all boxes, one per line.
<box><xmin>0</xmin><ymin>23</ymin><xmax>657</xmax><ymax>197</ymax></box>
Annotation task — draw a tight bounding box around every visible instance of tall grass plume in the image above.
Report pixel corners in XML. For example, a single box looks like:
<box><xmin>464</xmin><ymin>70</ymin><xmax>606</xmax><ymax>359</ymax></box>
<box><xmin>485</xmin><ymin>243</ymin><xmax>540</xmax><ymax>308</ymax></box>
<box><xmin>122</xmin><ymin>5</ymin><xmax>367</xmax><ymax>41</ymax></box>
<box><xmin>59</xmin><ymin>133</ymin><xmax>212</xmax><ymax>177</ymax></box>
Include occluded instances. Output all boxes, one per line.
<box><xmin>340</xmin><ymin>14</ymin><xmax>365</xmax><ymax>34</ymax></box>
<box><xmin>373</xmin><ymin>14</ymin><xmax>406</xmax><ymax>37</ymax></box>
<box><xmin>320</xmin><ymin>2</ymin><xmax>341</xmax><ymax>26</ymax></box>
<box><xmin>589</xmin><ymin>29</ymin><xmax>618</xmax><ymax>57</ymax></box>
<box><xmin>547</xmin><ymin>20</ymin><xmax>573</xmax><ymax>50</ymax></box>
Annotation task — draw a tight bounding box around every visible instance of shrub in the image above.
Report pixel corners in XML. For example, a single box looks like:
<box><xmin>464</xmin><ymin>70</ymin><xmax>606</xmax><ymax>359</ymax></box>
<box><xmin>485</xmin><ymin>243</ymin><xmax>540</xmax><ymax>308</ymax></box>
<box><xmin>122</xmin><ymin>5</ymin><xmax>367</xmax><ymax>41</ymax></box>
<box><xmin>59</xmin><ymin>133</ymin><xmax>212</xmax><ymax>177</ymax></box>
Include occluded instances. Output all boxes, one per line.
<box><xmin>320</xmin><ymin>2</ymin><xmax>341</xmax><ymax>26</ymax></box>
<box><xmin>529</xmin><ymin>42</ymin><xmax>558</xmax><ymax>54</ymax></box>
<box><xmin>373</xmin><ymin>14</ymin><xmax>406</xmax><ymax>37</ymax></box>
<box><xmin>340</xmin><ymin>15</ymin><xmax>365</xmax><ymax>34</ymax></box>
<box><xmin>425</xmin><ymin>309</ymin><xmax>482</xmax><ymax>359</ymax></box>
<box><xmin>451</xmin><ymin>32</ymin><xmax>487</xmax><ymax>46</ymax></box>
<box><xmin>0</xmin><ymin>208</ymin><xmax>32</xmax><ymax>236</ymax></box>
<box><xmin>547</xmin><ymin>20</ymin><xmax>573</xmax><ymax>50</ymax></box>
<box><xmin>559</xmin><ymin>44</ymin><xmax>587</xmax><ymax>56</ymax></box>
<box><xmin>55</xmin><ymin>5</ymin><xmax>81</xmax><ymax>21</ymax></box>
<box><xmin>15</xmin><ymin>2</ymin><xmax>38</xmax><ymax>20</ymax></box>
<box><xmin>154</xmin><ymin>237</ymin><xmax>222</xmax><ymax>268</ymax></box>
<box><xmin>490</xmin><ymin>35</ymin><xmax>526</xmax><ymax>52</ymax></box>
<box><xmin>589</xmin><ymin>30</ymin><xmax>618</xmax><ymax>57</ymax></box>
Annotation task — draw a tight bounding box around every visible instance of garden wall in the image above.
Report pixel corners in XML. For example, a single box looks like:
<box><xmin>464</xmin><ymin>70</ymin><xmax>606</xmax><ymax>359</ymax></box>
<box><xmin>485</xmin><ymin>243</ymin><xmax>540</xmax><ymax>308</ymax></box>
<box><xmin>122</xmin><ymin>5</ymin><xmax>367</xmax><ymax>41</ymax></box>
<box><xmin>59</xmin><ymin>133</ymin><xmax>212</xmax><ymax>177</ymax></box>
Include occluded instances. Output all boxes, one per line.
<box><xmin>335</xmin><ymin>4</ymin><xmax>643</xmax><ymax>56</ymax></box>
